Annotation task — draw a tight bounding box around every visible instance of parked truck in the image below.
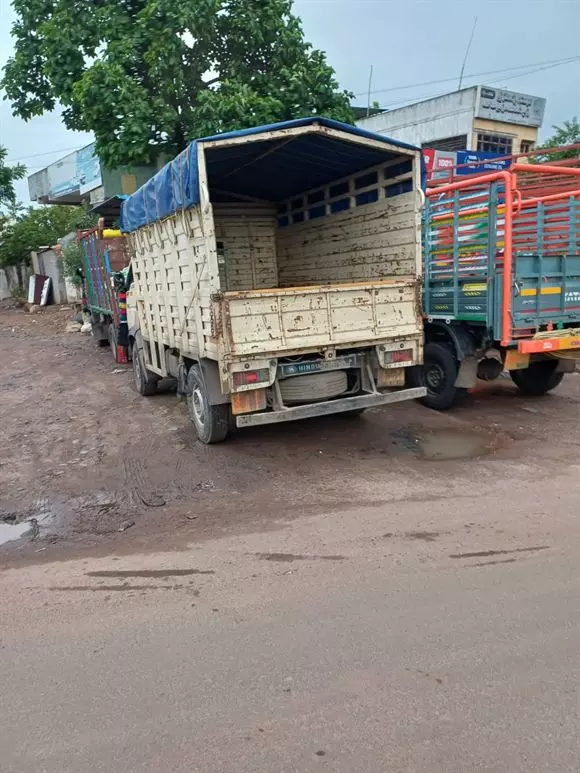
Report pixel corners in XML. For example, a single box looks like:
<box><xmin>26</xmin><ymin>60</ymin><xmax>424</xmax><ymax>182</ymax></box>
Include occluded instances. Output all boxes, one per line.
<box><xmin>418</xmin><ymin>162</ymin><xmax>580</xmax><ymax>408</ymax></box>
<box><xmin>78</xmin><ymin>222</ymin><xmax>131</xmax><ymax>363</ymax></box>
<box><xmin>120</xmin><ymin>117</ymin><xmax>426</xmax><ymax>443</ymax></box>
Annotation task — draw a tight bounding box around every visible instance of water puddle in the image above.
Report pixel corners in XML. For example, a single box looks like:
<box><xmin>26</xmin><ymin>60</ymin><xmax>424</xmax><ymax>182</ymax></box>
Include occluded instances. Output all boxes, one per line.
<box><xmin>0</xmin><ymin>521</ymin><xmax>32</xmax><ymax>546</ymax></box>
<box><xmin>0</xmin><ymin>497</ymin><xmax>58</xmax><ymax>547</ymax></box>
<box><xmin>418</xmin><ymin>430</ymin><xmax>490</xmax><ymax>461</ymax></box>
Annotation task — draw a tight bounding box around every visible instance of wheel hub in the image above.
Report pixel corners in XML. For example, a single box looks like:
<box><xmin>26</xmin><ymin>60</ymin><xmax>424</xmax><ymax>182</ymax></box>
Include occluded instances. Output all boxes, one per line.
<box><xmin>426</xmin><ymin>362</ymin><xmax>445</xmax><ymax>392</ymax></box>
<box><xmin>191</xmin><ymin>387</ymin><xmax>206</xmax><ymax>426</ymax></box>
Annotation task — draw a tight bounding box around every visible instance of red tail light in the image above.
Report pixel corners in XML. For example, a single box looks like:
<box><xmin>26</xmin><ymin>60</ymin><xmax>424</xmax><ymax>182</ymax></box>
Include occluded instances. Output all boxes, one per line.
<box><xmin>233</xmin><ymin>368</ymin><xmax>270</xmax><ymax>387</ymax></box>
<box><xmin>384</xmin><ymin>348</ymin><xmax>413</xmax><ymax>364</ymax></box>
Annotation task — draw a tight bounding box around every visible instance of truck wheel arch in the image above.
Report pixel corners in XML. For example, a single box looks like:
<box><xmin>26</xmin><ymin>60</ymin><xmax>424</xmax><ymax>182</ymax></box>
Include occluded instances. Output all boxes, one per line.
<box><xmin>180</xmin><ymin>358</ymin><xmax>229</xmax><ymax>405</ymax></box>
<box><xmin>127</xmin><ymin>323</ymin><xmax>140</xmax><ymax>360</ymax></box>
<box><xmin>424</xmin><ymin>322</ymin><xmax>476</xmax><ymax>361</ymax></box>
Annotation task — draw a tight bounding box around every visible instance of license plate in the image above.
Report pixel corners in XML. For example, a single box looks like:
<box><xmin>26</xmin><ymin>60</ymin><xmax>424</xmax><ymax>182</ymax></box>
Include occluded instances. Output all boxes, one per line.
<box><xmin>279</xmin><ymin>355</ymin><xmax>358</xmax><ymax>377</ymax></box>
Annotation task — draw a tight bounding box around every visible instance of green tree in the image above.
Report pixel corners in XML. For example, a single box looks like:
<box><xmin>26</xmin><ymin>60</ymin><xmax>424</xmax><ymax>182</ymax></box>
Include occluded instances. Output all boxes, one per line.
<box><xmin>0</xmin><ymin>146</ymin><xmax>26</xmax><ymax>211</ymax></box>
<box><xmin>59</xmin><ymin>241</ymin><xmax>84</xmax><ymax>286</ymax></box>
<box><xmin>2</xmin><ymin>0</ymin><xmax>354</xmax><ymax>169</ymax></box>
<box><xmin>537</xmin><ymin>118</ymin><xmax>580</xmax><ymax>161</ymax></box>
<box><xmin>0</xmin><ymin>205</ymin><xmax>96</xmax><ymax>267</ymax></box>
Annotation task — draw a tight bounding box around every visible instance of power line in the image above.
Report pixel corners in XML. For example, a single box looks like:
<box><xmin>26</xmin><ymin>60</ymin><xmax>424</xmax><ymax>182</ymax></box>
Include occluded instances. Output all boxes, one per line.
<box><xmin>367</xmin><ymin>60</ymin><xmax>575</xmax><ymax>135</ymax></box>
<box><xmin>354</xmin><ymin>55</ymin><xmax>580</xmax><ymax>98</ymax></box>
<box><xmin>6</xmin><ymin>55</ymin><xmax>578</xmax><ymax>169</ymax></box>
<box><xmin>369</xmin><ymin>107</ymin><xmax>473</xmax><ymax>137</ymax></box>
<box><xmin>6</xmin><ymin>145</ymin><xmax>87</xmax><ymax>164</ymax></box>
<box><xmin>373</xmin><ymin>58</ymin><xmax>580</xmax><ymax>114</ymax></box>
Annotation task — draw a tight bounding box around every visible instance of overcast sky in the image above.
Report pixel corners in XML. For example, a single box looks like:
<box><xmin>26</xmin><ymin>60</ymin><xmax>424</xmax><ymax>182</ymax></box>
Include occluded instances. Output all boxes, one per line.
<box><xmin>1</xmin><ymin>0</ymin><xmax>579</xmax><ymax>203</ymax></box>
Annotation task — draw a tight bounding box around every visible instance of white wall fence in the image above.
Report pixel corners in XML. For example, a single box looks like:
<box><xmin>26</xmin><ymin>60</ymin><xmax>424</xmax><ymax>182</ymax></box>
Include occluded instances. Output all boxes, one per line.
<box><xmin>0</xmin><ymin>263</ymin><xmax>31</xmax><ymax>300</ymax></box>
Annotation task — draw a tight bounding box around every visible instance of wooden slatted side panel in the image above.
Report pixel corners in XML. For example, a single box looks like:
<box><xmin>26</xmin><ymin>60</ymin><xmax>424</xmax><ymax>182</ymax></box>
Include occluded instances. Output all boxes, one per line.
<box><xmin>127</xmin><ymin>206</ymin><xmax>211</xmax><ymax>363</ymax></box>
<box><xmin>213</xmin><ymin>204</ymin><xmax>278</xmax><ymax>291</ymax></box>
<box><xmin>276</xmin><ymin>193</ymin><xmax>417</xmax><ymax>287</ymax></box>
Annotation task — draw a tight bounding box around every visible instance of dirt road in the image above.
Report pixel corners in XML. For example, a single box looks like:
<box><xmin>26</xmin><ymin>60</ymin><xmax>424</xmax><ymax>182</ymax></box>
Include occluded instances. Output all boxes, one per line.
<box><xmin>1</xmin><ymin>305</ymin><xmax>580</xmax><ymax>771</ymax></box>
<box><xmin>1</xmin><ymin>303</ymin><xmax>579</xmax><ymax>560</ymax></box>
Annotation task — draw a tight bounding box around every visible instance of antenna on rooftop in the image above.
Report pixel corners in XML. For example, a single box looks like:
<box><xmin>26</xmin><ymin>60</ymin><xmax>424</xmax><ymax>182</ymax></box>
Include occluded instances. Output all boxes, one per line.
<box><xmin>458</xmin><ymin>16</ymin><xmax>478</xmax><ymax>90</ymax></box>
<box><xmin>366</xmin><ymin>65</ymin><xmax>374</xmax><ymax>117</ymax></box>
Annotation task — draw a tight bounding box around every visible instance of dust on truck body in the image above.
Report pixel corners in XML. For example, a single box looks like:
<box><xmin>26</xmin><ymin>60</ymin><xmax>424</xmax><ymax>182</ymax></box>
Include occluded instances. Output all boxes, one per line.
<box><xmin>121</xmin><ymin>118</ymin><xmax>426</xmax><ymax>443</ymax></box>
<box><xmin>420</xmin><ymin>163</ymin><xmax>580</xmax><ymax>409</ymax></box>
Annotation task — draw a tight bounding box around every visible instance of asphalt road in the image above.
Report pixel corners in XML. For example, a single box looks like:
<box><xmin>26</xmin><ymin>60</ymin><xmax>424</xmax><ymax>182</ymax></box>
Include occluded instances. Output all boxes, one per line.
<box><xmin>3</xmin><ymin>478</ymin><xmax>580</xmax><ymax>773</ymax></box>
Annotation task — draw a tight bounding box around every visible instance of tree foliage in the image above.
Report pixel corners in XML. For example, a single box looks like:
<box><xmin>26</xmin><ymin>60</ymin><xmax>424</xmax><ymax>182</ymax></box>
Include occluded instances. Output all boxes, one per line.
<box><xmin>59</xmin><ymin>241</ymin><xmax>84</xmax><ymax>286</ymax></box>
<box><xmin>2</xmin><ymin>0</ymin><xmax>354</xmax><ymax>168</ymax></box>
<box><xmin>0</xmin><ymin>205</ymin><xmax>96</xmax><ymax>267</ymax></box>
<box><xmin>0</xmin><ymin>146</ymin><xmax>26</xmax><ymax>212</ymax></box>
<box><xmin>537</xmin><ymin>118</ymin><xmax>580</xmax><ymax>161</ymax></box>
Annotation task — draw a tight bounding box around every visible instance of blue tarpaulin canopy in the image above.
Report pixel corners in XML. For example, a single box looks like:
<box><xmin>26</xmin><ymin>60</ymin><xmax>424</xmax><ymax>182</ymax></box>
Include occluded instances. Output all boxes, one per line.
<box><xmin>121</xmin><ymin>117</ymin><xmax>420</xmax><ymax>233</ymax></box>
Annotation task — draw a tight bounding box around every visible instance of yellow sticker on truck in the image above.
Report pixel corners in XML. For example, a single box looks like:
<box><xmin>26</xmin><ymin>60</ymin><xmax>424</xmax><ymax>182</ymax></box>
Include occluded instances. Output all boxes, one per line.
<box><xmin>463</xmin><ymin>282</ymin><xmax>487</xmax><ymax>295</ymax></box>
<box><xmin>520</xmin><ymin>287</ymin><xmax>562</xmax><ymax>297</ymax></box>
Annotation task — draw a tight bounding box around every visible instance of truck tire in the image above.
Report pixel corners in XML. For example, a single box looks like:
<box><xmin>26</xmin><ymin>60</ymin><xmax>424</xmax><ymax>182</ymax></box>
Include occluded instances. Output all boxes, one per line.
<box><xmin>419</xmin><ymin>342</ymin><xmax>466</xmax><ymax>411</ymax></box>
<box><xmin>186</xmin><ymin>365</ymin><xmax>229</xmax><ymax>444</ymax></box>
<box><xmin>132</xmin><ymin>333</ymin><xmax>158</xmax><ymax>396</ymax></box>
<box><xmin>510</xmin><ymin>361</ymin><xmax>564</xmax><ymax>396</ymax></box>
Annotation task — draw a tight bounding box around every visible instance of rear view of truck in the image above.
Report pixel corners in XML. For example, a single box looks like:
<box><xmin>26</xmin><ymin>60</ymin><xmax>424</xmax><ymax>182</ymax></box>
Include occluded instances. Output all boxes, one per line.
<box><xmin>121</xmin><ymin>118</ymin><xmax>425</xmax><ymax>442</ymax></box>
<box><xmin>420</xmin><ymin>162</ymin><xmax>580</xmax><ymax>408</ymax></box>
<box><xmin>78</xmin><ymin>225</ymin><xmax>131</xmax><ymax>363</ymax></box>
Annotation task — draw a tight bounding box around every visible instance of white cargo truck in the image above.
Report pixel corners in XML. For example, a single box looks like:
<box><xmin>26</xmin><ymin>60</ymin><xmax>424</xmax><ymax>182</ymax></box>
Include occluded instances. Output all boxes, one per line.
<box><xmin>122</xmin><ymin>118</ymin><xmax>426</xmax><ymax>443</ymax></box>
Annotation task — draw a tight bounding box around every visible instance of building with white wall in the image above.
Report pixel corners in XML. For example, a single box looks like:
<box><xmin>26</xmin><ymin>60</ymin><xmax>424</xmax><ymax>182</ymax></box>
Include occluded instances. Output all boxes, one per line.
<box><xmin>357</xmin><ymin>85</ymin><xmax>546</xmax><ymax>156</ymax></box>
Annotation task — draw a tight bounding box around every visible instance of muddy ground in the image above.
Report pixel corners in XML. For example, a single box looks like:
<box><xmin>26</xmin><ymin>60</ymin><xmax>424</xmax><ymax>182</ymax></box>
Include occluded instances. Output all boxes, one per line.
<box><xmin>1</xmin><ymin>302</ymin><xmax>579</xmax><ymax>565</ymax></box>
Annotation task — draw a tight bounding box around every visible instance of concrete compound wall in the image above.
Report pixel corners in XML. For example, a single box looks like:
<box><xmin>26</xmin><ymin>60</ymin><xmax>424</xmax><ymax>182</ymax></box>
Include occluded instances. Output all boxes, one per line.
<box><xmin>32</xmin><ymin>248</ymin><xmax>68</xmax><ymax>304</ymax></box>
<box><xmin>0</xmin><ymin>263</ymin><xmax>31</xmax><ymax>300</ymax></box>
<box><xmin>31</xmin><ymin>245</ymin><xmax>82</xmax><ymax>305</ymax></box>
<box><xmin>1</xmin><ymin>252</ymin><xmax>80</xmax><ymax>304</ymax></box>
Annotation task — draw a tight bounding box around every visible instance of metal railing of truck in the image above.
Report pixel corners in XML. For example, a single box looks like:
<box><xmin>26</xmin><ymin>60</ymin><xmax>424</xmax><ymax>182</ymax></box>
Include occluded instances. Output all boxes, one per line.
<box><xmin>423</xmin><ymin>164</ymin><xmax>580</xmax><ymax>347</ymax></box>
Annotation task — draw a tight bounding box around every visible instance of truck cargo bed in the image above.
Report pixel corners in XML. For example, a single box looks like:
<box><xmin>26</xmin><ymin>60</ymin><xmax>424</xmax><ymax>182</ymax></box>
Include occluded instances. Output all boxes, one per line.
<box><xmin>219</xmin><ymin>279</ymin><xmax>420</xmax><ymax>358</ymax></box>
<box><xmin>424</xmin><ymin>170</ymin><xmax>580</xmax><ymax>344</ymax></box>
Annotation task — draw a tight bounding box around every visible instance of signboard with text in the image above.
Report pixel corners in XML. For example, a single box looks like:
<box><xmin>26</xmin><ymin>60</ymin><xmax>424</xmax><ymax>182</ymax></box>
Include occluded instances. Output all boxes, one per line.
<box><xmin>28</xmin><ymin>143</ymin><xmax>102</xmax><ymax>202</ymax></box>
<box><xmin>455</xmin><ymin>150</ymin><xmax>511</xmax><ymax>175</ymax></box>
<box><xmin>424</xmin><ymin>149</ymin><xmax>510</xmax><ymax>181</ymax></box>
<box><xmin>423</xmin><ymin>149</ymin><xmax>457</xmax><ymax>181</ymax></box>
<box><xmin>76</xmin><ymin>143</ymin><xmax>102</xmax><ymax>195</ymax></box>
<box><xmin>476</xmin><ymin>86</ymin><xmax>545</xmax><ymax>128</ymax></box>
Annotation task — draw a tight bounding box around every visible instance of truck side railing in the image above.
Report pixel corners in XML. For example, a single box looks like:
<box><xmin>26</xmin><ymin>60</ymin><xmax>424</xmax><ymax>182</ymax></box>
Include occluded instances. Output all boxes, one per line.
<box><xmin>424</xmin><ymin>165</ymin><xmax>580</xmax><ymax>347</ymax></box>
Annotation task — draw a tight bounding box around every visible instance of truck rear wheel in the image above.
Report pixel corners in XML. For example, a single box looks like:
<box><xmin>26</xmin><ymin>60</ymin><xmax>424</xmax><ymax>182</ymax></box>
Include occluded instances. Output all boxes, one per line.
<box><xmin>186</xmin><ymin>365</ymin><xmax>229</xmax><ymax>444</ymax></box>
<box><xmin>132</xmin><ymin>333</ymin><xmax>158</xmax><ymax>396</ymax></box>
<box><xmin>419</xmin><ymin>342</ymin><xmax>467</xmax><ymax>411</ymax></box>
<box><xmin>510</xmin><ymin>361</ymin><xmax>564</xmax><ymax>396</ymax></box>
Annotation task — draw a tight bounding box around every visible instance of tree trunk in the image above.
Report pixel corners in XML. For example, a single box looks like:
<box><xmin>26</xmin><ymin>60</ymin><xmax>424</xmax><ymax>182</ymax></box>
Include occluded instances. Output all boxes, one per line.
<box><xmin>173</xmin><ymin>123</ymin><xmax>187</xmax><ymax>153</ymax></box>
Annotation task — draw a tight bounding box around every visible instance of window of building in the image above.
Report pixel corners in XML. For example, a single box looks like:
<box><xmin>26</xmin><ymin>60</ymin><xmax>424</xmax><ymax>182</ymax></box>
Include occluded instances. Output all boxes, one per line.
<box><xmin>520</xmin><ymin>140</ymin><xmax>535</xmax><ymax>154</ymax></box>
<box><xmin>477</xmin><ymin>133</ymin><xmax>513</xmax><ymax>155</ymax></box>
<box><xmin>421</xmin><ymin>135</ymin><xmax>468</xmax><ymax>152</ymax></box>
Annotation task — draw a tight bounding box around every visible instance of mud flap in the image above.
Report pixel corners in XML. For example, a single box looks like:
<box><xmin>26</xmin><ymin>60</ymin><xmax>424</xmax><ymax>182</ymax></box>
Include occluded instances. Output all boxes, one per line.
<box><xmin>91</xmin><ymin>314</ymin><xmax>108</xmax><ymax>343</ymax></box>
<box><xmin>455</xmin><ymin>355</ymin><xmax>478</xmax><ymax>388</ymax></box>
<box><xmin>553</xmin><ymin>357</ymin><xmax>577</xmax><ymax>373</ymax></box>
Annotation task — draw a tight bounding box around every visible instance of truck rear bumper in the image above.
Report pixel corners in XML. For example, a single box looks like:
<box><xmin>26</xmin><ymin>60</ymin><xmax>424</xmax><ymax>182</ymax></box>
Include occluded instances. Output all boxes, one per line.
<box><xmin>518</xmin><ymin>332</ymin><xmax>580</xmax><ymax>354</ymax></box>
<box><xmin>236</xmin><ymin>386</ymin><xmax>426</xmax><ymax>428</ymax></box>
